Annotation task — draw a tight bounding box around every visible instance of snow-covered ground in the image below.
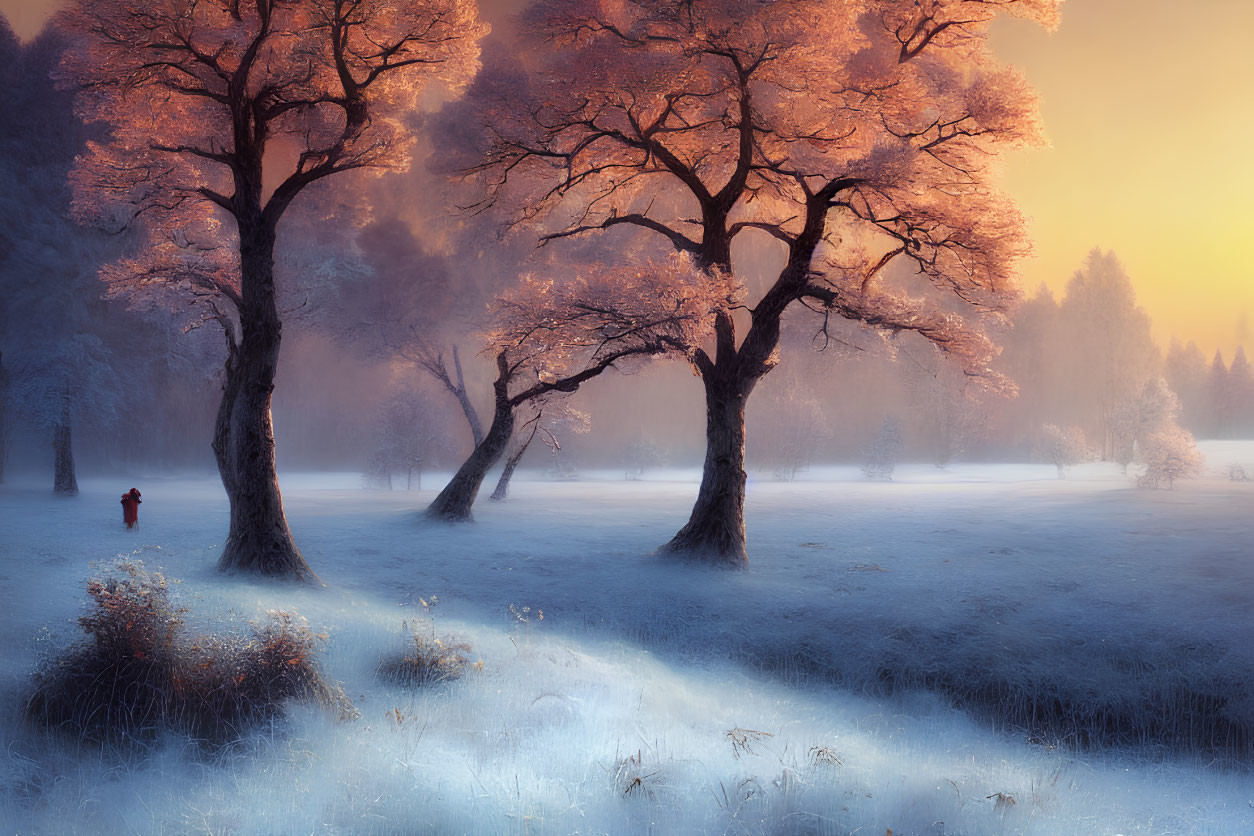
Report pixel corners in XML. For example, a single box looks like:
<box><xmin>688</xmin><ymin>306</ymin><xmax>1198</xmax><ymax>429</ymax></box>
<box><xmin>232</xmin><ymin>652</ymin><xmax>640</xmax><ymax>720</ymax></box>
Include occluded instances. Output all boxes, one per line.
<box><xmin>2</xmin><ymin>442</ymin><xmax>1253</xmax><ymax>834</ymax></box>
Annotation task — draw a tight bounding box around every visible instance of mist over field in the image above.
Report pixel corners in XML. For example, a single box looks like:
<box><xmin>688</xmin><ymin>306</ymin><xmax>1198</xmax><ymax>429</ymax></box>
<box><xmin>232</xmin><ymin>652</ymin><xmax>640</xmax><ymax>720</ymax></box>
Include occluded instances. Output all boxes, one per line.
<box><xmin>2</xmin><ymin>0</ymin><xmax>1252</xmax><ymax>834</ymax></box>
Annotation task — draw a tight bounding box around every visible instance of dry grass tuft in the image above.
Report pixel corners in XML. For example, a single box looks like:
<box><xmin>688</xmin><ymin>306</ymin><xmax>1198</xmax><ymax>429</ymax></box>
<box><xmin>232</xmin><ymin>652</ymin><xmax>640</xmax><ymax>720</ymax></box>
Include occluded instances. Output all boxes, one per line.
<box><xmin>377</xmin><ymin>619</ymin><xmax>475</xmax><ymax>686</ymax></box>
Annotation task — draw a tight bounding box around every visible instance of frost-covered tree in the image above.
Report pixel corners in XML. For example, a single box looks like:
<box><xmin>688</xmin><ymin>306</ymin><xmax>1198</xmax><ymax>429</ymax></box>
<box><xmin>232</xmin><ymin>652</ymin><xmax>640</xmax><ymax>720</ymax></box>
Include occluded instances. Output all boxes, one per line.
<box><xmin>0</xmin><ymin>26</ymin><xmax>124</xmax><ymax>495</ymax></box>
<box><xmin>8</xmin><ymin>334</ymin><xmax>122</xmax><ymax>495</ymax></box>
<box><xmin>1204</xmin><ymin>350</ymin><xmax>1231</xmax><ymax>440</ymax></box>
<box><xmin>1138</xmin><ymin>425</ymin><xmax>1204</xmax><ymax>490</ymax></box>
<box><xmin>1035</xmin><ymin>424</ymin><xmax>1091</xmax><ymax>479</ymax></box>
<box><xmin>453</xmin><ymin>0</ymin><xmax>1055</xmax><ymax>563</ymax></box>
<box><xmin>862</xmin><ymin>417</ymin><xmax>903</xmax><ymax>481</ymax></box>
<box><xmin>58</xmin><ymin>0</ymin><xmax>487</xmax><ymax>579</ymax></box>
<box><xmin>995</xmin><ymin>285</ymin><xmax>1063</xmax><ymax>451</ymax></box>
<box><xmin>1056</xmin><ymin>250</ymin><xmax>1159</xmax><ymax>460</ymax></box>
<box><xmin>906</xmin><ymin>347</ymin><xmax>990</xmax><ymax>468</ymax></box>
<box><xmin>623</xmin><ymin>435</ymin><xmax>668</xmax><ymax>481</ymax></box>
<box><xmin>426</xmin><ymin>258</ymin><xmax>728</xmax><ymax>521</ymax></box>
<box><xmin>366</xmin><ymin>389</ymin><xmax>443</xmax><ymax>490</ymax></box>
<box><xmin>1164</xmin><ymin>338</ymin><xmax>1209</xmax><ymax>435</ymax></box>
<box><xmin>1227</xmin><ymin>346</ymin><xmax>1254</xmax><ymax>438</ymax></box>
<box><xmin>1108</xmin><ymin>376</ymin><xmax>1181</xmax><ymax>474</ymax></box>
<box><xmin>751</xmin><ymin>371</ymin><xmax>828</xmax><ymax>481</ymax></box>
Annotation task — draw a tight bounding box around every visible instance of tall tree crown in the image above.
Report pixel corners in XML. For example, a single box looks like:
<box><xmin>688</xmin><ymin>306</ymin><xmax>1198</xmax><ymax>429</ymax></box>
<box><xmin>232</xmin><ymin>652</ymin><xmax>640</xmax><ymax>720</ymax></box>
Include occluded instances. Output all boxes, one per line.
<box><xmin>454</xmin><ymin>0</ymin><xmax>1058</xmax><ymax>381</ymax></box>
<box><xmin>59</xmin><ymin>0</ymin><xmax>488</xmax><ymax>313</ymax></box>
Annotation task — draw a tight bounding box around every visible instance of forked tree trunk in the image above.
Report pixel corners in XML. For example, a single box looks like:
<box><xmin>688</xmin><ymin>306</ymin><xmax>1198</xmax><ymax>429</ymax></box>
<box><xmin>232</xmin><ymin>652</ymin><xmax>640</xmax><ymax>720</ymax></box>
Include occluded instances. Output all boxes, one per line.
<box><xmin>660</xmin><ymin>240</ymin><xmax>811</xmax><ymax>566</ymax></box>
<box><xmin>213</xmin><ymin>227</ymin><xmax>316</xmax><ymax>582</ymax></box>
<box><xmin>53</xmin><ymin>420</ymin><xmax>77</xmax><ymax>496</ymax></box>
<box><xmin>426</xmin><ymin>398</ymin><xmax>514</xmax><ymax>521</ymax></box>
<box><xmin>662</xmin><ymin>374</ymin><xmax>748</xmax><ymax>565</ymax></box>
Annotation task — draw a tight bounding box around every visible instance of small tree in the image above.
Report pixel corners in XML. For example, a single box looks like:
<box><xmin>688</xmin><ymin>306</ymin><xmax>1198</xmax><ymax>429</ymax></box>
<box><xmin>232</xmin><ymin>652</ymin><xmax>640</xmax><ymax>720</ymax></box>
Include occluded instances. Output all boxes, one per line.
<box><xmin>365</xmin><ymin>390</ymin><xmax>441</xmax><ymax>490</ymax></box>
<box><xmin>490</xmin><ymin>403</ymin><xmax>588</xmax><ymax>501</ymax></box>
<box><xmin>907</xmin><ymin>350</ymin><xmax>990</xmax><ymax>468</ymax></box>
<box><xmin>426</xmin><ymin>257</ymin><xmax>727</xmax><ymax>521</ymax></box>
<box><xmin>624</xmin><ymin>436</ymin><xmax>668</xmax><ymax>481</ymax></box>
<box><xmin>862</xmin><ymin>418</ymin><xmax>904</xmax><ymax>481</ymax></box>
<box><xmin>762</xmin><ymin>387</ymin><xmax>828</xmax><ymax>481</ymax></box>
<box><xmin>1056</xmin><ymin>250</ymin><xmax>1159</xmax><ymax>459</ymax></box>
<box><xmin>9</xmin><ymin>334</ymin><xmax>120</xmax><ymax>495</ymax></box>
<box><xmin>1164</xmin><ymin>338</ymin><xmax>1210</xmax><ymax>434</ymax></box>
<box><xmin>1205</xmin><ymin>350</ymin><xmax>1232</xmax><ymax>439</ymax></box>
<box><xmin>1138</xmin><ymin>426</ymin><xmax>1204</xmax><ymax>489</ymax></box>
<box><xmin>1035</xmin><ymin>424</ymin><xmax>1092</xmax><ymax>478</ymax></box>
<box><xmin>1110</xmin><ymin>377</ymin><xmax>1183</xmax><ymax>473</ymax></box>
<box><xmin>1228</xmin><ymin>346</ymin><xmax>1254</xmax><ymax>437</ymax></box>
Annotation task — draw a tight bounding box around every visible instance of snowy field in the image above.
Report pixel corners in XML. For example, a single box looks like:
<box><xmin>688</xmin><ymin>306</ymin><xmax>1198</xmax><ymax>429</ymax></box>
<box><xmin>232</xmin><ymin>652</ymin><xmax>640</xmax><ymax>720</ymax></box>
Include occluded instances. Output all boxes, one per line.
<box><xmin>2</xmin><ymin>443</ymin><xmax>1254</xmax><ymax>835</ymax></box>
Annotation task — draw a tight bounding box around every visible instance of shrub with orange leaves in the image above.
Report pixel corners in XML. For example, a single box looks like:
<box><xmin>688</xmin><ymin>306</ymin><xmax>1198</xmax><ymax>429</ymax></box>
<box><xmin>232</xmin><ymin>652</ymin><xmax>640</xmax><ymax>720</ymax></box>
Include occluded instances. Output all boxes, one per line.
<box><xmin>26</xmin><ymin>561</ymin><xmax>353</xmax><ymax>745</ymax></box>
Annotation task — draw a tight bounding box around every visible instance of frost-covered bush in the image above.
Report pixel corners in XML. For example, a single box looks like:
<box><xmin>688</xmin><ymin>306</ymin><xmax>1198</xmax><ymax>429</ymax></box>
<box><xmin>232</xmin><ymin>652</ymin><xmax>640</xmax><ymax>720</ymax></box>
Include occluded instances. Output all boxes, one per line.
<box><xmin>1138</xmin><ymin>426</ymin><xmax>1204</xmax><ymax>489</ymax></box>
<box><xmin>25</xmin><ymin>561</ymin><xmax>353</xmax><ymax>744</ymax></box>
<box><xmin>861</xmin><ymin>418</ymin><xmax>903</xmax><ymax>480</ymax></box>
<box><xmin>1034</xmin><ymin>424</ymin><xmax>1092</xmax><ymax>477</ymax></box>
<box><xmin>378</xmin><ymin>619</ymin><xmax>475</xmax><ymax>686</ymax></box>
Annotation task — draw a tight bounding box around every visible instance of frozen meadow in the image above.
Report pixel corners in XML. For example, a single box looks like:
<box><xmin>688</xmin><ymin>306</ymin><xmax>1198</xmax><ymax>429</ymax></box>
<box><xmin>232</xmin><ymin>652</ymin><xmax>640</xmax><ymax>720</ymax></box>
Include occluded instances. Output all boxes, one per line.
<box><xmin>2</xmin><ymin>443</ymin><xmax>1253</xmax><ymax>835</ymax></box>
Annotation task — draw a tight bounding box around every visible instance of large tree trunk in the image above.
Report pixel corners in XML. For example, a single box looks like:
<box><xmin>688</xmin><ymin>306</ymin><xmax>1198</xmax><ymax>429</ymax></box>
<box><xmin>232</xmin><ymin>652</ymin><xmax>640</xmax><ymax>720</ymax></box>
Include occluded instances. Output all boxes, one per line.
<box><xmin>53</xmin><ymin>420</ymin><xmax>77</xmax><ymax>496</ymax></box>
<box><xmin>661</xmin><ymin>374</ymin><xmax>748</xmax><ymax>565</ymax></box>
<box><xmin>426</xmin><ymin>397</ymin><xmax>514</xmax><ymax>522</ymax></box>
<box><xmin>213</xmin><ymin>225</ymin><xmax>316</xmax><ymax>582</ymax></box>
<box><xmin>661</xmin><ymin>242</ymin><xmax>809</xmax><ymax>566</ymax></box>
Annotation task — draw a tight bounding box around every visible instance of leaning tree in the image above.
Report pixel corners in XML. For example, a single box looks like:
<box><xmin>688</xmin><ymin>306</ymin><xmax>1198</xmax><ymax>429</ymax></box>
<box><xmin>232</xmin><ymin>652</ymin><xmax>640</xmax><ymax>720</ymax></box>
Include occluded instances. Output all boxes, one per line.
<box><xmin>59</xmin><ymin>0</ymin><xmax>486</xmax><ymax>579</ymax></box>
<box><xmin>451</xmin><ymin>0</ymin><xmax>1057</xmax><ymax>564</ymax></box>
<box><xmin>426</xmin><ymin>256</ymin><xmax>730</xmax><ymax>520</ymax></box>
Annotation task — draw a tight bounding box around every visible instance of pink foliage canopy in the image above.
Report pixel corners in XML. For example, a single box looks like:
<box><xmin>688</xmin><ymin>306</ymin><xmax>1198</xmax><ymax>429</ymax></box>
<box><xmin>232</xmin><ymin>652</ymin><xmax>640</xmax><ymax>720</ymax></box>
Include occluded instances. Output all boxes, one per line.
<box><xmin>59</xmin><ymin>0</ymin><xmax>487</xmax><ymax>317</ymax></box>
<box><xmin>489</xmin><ymin>253</ymin><xmax>738</xmax><ymax>404</ymax></box>
<box><xmin>461</xmin><ymin>0</ymin><xmax>1059</xmax><ymax>383</ymax></box>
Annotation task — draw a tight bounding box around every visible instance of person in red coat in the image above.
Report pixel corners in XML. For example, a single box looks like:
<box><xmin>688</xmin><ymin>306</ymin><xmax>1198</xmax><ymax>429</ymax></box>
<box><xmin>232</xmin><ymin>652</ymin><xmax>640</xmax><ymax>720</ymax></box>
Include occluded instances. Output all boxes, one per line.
<box><xmin>121</xmin><ymin>488</ymin><xmax>141</xmax><ymax>529</ymax></box>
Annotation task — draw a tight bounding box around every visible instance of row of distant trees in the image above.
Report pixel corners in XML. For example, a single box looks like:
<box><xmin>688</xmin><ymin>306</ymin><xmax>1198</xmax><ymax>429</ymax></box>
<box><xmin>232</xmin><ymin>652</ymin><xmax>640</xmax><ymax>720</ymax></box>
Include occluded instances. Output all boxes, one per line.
<box><xmin>724</xmin><ymin>247</ymin><xmax>1221</xmax><ymax>481</ymax></box>
<box><xmin>1165</xmin><ymin>342</ymin><xmax>1254</xmax><ymax>440</ymax></box>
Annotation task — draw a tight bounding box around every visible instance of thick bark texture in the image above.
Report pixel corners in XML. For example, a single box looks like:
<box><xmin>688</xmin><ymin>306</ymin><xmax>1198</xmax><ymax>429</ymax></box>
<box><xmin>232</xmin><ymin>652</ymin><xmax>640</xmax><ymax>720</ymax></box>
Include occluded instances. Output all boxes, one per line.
<box><xmin>53</xmin><ymin>420</ymin><xmax>78</xmax><ymax>496</ymax></box>
<box><xmin>213</xmin><ymin>225</ymin><xmax>316</xmax><ymax>582</ymax></box>
<box><xmin>663</xmin><ymin>208</ymin><xmax>822</xmax><ymax>565</ymax></box>
<box><xmin>426</xmin><ymin>397</ymin><xmax>514</xmax><ymax>521</ymax></box>
<box><xmin>663</xmin><ymin>374</ymin><xmax>748</xmax><ymax>564</ymax></box>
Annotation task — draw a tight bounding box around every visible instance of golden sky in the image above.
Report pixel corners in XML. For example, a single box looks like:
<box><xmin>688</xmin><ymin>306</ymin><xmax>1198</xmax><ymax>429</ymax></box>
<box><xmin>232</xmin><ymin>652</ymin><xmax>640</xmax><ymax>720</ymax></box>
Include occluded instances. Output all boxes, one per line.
<box><xmin>6</xmin><ymin>0</ymin><xmax>1252</xmax><ymax>357</ymax></box>
<box><xmin>992</xmin><ymin>0</ymin><xmax>1254</xmax><ymax>358</ymax></box>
